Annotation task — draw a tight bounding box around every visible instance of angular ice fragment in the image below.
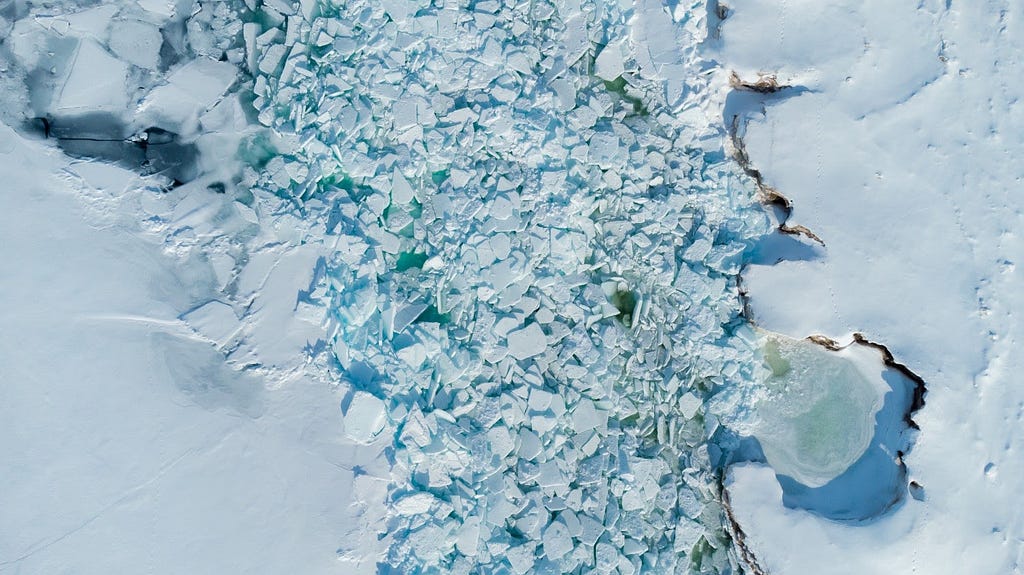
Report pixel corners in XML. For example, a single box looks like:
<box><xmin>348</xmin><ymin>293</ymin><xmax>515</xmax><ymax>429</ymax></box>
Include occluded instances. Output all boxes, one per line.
<box><xmin>518</xmin><ymin>428</ymin><xmax>542</xmax><ymax>461</ymax></box>
<box><xmin>542</xmin><ymin>519</ymin><xmax>574</xmax><ymax>559</ymax></box>
<box><xmin>595</xmin><ymin>41</ymin><xmax>625</xmax><ymax>81</ymax></box>
<box><xmin>342</xmin><ymin>391</ymin><xmax>388</xmax><ymax>443</ymax></box>
<box><xmin>391</xmin><ymin>168</ymin><xmax>416</xmax><ymax>204</ymax></box>
<box><xmin>751</xmin><ymin>334</ymin><xmax>887</xmax><ymax>487</ymax></box>
<box><xmin>135</xmin><ymin>0</ymin><xmax>176</xmax><ymax>19</ymax></box>
<box><xmin>506</xmin><ymin>322</ymin><xmax>547</xmax><ymax>360</ymax></box>
<box><xmin>54</xmin><ymin>40</ymin><xmax>129</xmax><ymax>116</ymax></box>
<box><xmin>506</xmin><ymin>544</ymin><xmax>536</xmax><ymax>575</ymax></box>
<box><xmin>393</xmin><ymin>492</ymin><xmax>437</xmax><ymax>516</ymax></box>
<box><xmin>589</xmin><ymin>132</ymin><xmax>622</xmax><ymax>169</ymax></box>
<box><xmin>678</xmin><ymin>393</ymin><xmax>701</xmax><ymax>419</ymax></box>
<box><xmin>393</xmin><ymin>302</ymin><xmax>429</xmax><ymax>334</ymax></box>
<box><xmin>108</xmin><ymin>19</ymin><xmax>162</xmax><ymax>69</ymax></box>
<box><xmin>571</xmin><ymin>398</ymin><xmax>604</xmax><ymax>433</ymax></box>
<box><xmin>138</xmin><ymin>58</ymin><xmax>237</xmax><ymax>135</ymax></box>
<box><xmin>456</xmin><ymin>516</ymin><xmax>481</xmax><ymax>556</ymax></box>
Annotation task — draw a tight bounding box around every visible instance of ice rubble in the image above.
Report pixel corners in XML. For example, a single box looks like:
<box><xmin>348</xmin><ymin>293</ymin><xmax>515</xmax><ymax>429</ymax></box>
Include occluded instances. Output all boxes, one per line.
<box><xmin>241</xmin><ymin>0</ymin><xmax>777</xmax><ymax>573</ymax></box>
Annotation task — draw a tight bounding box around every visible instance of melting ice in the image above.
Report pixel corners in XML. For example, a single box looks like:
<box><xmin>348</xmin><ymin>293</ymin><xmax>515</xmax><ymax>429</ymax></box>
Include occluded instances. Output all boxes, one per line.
<box><xmin>752</xmin><ymin>334</ymin><xmax>887</xmax><ymax>488</ymax></box>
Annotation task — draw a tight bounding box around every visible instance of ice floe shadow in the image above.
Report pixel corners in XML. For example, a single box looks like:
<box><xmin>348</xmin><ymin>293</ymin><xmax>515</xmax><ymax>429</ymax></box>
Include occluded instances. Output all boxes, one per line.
<box><xmin>775</xmin><ymin>361</ymin><xmax>916</xmax><ymax>523</ymax></box>
<box><xmin>151</xmin><ymin>331</ymin><xmax>265</xmax><ymax>418</ymax></box>
<box><xmin>722</xmin><ymin>338</ymin><xmax>921</xmax><ymax>523</ymax></box>
<box><xmin>748</xmin><ymin>231</ymin><xmax>824</xmax><ymax>265</ymax></box>
<box><xmin>24</xmin><ymin>114</ymin><xmax>200</xmax><ymax>186</ymax></box>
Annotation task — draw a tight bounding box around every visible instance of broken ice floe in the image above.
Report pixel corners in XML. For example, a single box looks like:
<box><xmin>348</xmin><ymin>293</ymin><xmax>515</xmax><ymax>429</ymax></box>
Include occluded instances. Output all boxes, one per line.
<box><xmin>237</xmin><ymin>0</ymin><xmax>775</xmax><ymax>572</ymax></box>
<box><xmin>3</xmin><ymin>1</ymin><xmax>251</xmax><ymax>188</ymax></box>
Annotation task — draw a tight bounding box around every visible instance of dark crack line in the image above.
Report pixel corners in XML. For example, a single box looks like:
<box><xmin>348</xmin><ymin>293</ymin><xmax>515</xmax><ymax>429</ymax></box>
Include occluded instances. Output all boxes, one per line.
<box><xmin>728</xmin><ymin>98</ymin><xmax>825</xmax><ymax>247</ymax></box>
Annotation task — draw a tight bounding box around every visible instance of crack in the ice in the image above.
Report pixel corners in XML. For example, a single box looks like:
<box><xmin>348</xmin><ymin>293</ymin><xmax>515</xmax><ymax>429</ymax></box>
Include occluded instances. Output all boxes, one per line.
<box><xmin>728</xmin><ymin>114</ymin><xmax>826</xmax><ymax>247</ymax></box>
<box><xmin>719</xmin><ymin>476</ymin><xmax>769</xmax><ymax>575</ymax></box>
<box><xmin>0</xmin><ymin>438</ymin><xmax>226</xmax><ymax>568</ymax></box>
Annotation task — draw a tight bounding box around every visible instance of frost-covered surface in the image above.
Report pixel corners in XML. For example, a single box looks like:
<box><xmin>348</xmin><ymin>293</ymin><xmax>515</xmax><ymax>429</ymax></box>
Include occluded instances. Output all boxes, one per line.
<box><xmin>719</xmin><ymin>0</ymin><xmax>1024</xmax><ymax>573</ymax></box>
<box><xmin>0</xmin><ymin>121</ymin><xmax>391</xmax><ymax>572</ymax></box>
<box><xmin>0</xmin><ymin>2</ymin><xmax>391</xmax><ymax>573</ymax></box>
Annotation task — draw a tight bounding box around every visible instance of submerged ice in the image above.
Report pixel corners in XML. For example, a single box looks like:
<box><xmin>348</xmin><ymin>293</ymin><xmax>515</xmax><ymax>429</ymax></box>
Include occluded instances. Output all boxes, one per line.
<box><xmin>752</xmin><ymin>334</ymin><xmax>886</xmax><ymax>488</ymax></box>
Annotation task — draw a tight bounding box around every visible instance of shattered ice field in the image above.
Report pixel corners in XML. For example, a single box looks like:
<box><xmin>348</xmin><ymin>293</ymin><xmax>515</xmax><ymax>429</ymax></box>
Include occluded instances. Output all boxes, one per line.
<box><xmin>2</xmin><ymin>0</ymin><xmax>1023</xmax><ymax>574</ymax></box>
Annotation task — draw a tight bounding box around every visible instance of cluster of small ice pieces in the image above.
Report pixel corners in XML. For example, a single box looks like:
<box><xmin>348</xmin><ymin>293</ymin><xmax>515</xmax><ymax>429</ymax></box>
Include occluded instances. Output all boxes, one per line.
<box><xmin>241</xmin><ymin>0</ymin><xmax>773</xmax><ymax>573</ymax></box>
<box><xmin>4</xmin><ymin>0</ymin><xmax>778</xmax><ymax>571</ymax></box>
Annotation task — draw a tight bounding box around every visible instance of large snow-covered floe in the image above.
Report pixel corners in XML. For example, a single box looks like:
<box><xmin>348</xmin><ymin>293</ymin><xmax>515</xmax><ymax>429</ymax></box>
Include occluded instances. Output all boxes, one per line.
<box><xmin>717</xmin><ymin>0</ymin><xmax>1024</xmax><ymax>573</ymax></box>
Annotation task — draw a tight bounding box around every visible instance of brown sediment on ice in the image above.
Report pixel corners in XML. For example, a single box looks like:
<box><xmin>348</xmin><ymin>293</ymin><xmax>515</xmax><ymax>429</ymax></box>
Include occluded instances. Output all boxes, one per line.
<box><xmin>719</xmin><ymin>477</ymin><xmax>769</xmax><ymax>575</ymax></box>
<box><xmin>728</xmin><ymin>114</ymin><xmax>825</xmax><ymax>247</ymax></box>
<box><xmin>729</xmin><ymin>71</ymin><xmax>784</xmax><ymax>94</ymax></box>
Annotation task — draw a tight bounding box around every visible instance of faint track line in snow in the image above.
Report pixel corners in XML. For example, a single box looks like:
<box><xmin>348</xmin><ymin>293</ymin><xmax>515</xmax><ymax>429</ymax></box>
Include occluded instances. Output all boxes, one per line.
<box><xmin>0</xmin><ymin>436</ymin><xmax>232</xmax><ymax>568</ymax></box>
<box><xmin>77</xmin><ymin>313</ymin><xmax>218</xmax><ymax>345</ymax></box>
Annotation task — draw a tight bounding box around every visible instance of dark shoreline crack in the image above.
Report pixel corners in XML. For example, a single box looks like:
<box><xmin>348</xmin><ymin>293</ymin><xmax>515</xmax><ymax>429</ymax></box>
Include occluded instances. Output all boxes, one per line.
<box><xmin>804</xmin><ymin>333</ymin><xmax>927</xmax><ymax>431</ymax></box>
<box><xmin>719</xmin><ymin>475</ymin><xmax>769</xmax><ymax>575</ymax></box>
<box><xmin>850</xmin><ymin>333</ymin><xmax>928</xmax><ymax>429</ymax></box>
<box><xmin>728</xmin><ymin>108</ymin><xmax>825</xmax><ymax>247</ymax></box>
<box><xmin>729</xmin><ymin>71</ymin><xmax>784</xmax><ymax>94</ymax></box>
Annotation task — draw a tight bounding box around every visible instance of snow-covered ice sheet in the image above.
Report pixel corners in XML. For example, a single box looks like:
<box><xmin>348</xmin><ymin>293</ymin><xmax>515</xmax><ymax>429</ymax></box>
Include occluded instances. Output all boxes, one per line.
<box><xmin>0</xmin><ymin>123</ymin><xmax>388</xmax><ymax>573</ymax></box>
<box><xmin>718</xmin><ymin>0</ymin><xmax>1024</xmax><ymax>573</ymax></box>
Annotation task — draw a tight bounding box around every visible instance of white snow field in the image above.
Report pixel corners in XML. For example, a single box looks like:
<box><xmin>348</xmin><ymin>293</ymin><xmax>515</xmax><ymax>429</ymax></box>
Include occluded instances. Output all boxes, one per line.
<box><xmin>718</xmin><ymin>0</ymin><xmax>1024</xmax><ymax>573</ymax></box>
<box><xmin>0</xmin><ymin>123</ymin><xmax>390</xmax><ymax>574</ymax></box>
<box><xmin>0</xmin><ymin>3</ymin><xmax>391</xmax><ymax>572</ymax></box>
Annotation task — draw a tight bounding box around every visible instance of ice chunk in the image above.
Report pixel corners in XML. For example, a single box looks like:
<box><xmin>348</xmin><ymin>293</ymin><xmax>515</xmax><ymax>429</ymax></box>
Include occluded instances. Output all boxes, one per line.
<box><xmin>391</xmin><ymin>168</ymin><xmax>416</xmax><ymax>204</ymax></box>
<box><xmin>138</xmin><ymin>58</ymin><xmax>238</xmax><ymax>135</ymax></box>
<box><xmin>108</xmin><ymin>19</ymin><xmax>162</xmax><ymax>69</ymax></box>
<box><xmin>394</xmin><ymin>492</ymin><xmax>438</xmax><ymax>516</ymax></box>
<box><xmin>751</xmin><ymin>334</ymin><xmax>887</xmax><ymax>487</ymax></box>
<box><xmin>456</xmin><ymin>516</ymin><xmax>481</xmax><ymax>555</ymax></box>
<box><xmin>506</xmin><ymin>544</ymin><xmax>536</xmax><ymax>575</ymax></box>
<box><xmin>542</xmin><ymin>518</ymin><xmax>574</xmax><ymax>559</ymax></box>
<box><xmin>595</xmin><ymin>41</ymin><xmax>625</xmax><ymax>81</ymax></box>
<box><xmin>135</xmin><ymin>0</ymin><xmax>176</xmax><ymax>20</ymax></box>
<box><xmin>506</xmin><ymin>323</ymin><xmax>547</xmax><ymax>360</ymax></box>
<box><xmin>65</xmin><ymin>5</ymin><xmax>118</xmax><ymax>36</ymax></box>
<box><xmin>54</xmin><ymin>40</ymin><xmax>129</xmax><ymax>117</ymax></box>
<box><xmin>342</xmin><ymin>391</ymin><xmax>388</xmax><ymax>443</ymax></box>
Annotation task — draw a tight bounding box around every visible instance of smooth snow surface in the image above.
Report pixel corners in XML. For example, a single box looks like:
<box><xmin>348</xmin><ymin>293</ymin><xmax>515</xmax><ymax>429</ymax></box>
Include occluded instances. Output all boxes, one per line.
<box><xmin>0</xmin><ymin>109</ymin><xmax>386</xmax><ymax>575</ymax></box>
<box><xmin>720</xmin><ymin>1</ymin><xmax>1024</xmax><ymax>573</ymax></box>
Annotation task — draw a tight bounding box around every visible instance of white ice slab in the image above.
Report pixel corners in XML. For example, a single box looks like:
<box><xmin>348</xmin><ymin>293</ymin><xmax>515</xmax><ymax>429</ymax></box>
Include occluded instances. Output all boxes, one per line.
<box><xmin>53</xmin><ymin>39</ymin><xmax>129</xmax><ymax>117</ymax></box>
